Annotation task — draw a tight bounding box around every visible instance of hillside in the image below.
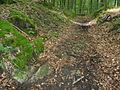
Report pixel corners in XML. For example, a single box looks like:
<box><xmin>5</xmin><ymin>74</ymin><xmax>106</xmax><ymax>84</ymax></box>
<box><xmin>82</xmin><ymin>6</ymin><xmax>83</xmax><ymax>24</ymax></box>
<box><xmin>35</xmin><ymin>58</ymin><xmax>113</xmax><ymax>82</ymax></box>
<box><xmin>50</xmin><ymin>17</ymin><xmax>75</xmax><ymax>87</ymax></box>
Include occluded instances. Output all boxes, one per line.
<box><xmin>0</xmin><ymin>0</ymin><xmax>67</xmax><ymax>86</ymax></box>
<box><xmin>0</xmin><ymin>0</ymin><xmax>120</xmax><ymax>90</ymax></box>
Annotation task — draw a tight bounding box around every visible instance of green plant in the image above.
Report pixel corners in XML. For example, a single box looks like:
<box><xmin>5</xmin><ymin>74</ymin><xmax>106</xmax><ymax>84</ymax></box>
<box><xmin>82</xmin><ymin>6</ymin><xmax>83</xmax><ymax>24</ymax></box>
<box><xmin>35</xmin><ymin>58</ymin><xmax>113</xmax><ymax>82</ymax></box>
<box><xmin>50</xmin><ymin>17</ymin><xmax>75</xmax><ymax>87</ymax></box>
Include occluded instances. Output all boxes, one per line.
<box><xmin>97</xmin><ymin>12</ymin><xmax>108</xmax><ymax>24</ymax></box>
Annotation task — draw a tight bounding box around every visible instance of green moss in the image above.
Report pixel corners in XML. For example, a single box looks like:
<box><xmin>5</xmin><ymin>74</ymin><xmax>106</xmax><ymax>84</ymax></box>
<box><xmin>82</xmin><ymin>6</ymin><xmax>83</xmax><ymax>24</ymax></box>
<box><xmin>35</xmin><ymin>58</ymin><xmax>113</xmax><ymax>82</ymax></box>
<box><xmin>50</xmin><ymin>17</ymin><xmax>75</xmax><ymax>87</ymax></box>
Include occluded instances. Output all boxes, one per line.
<box><xmin>9</xmin><ymin>9</ymin><xmax>37</xmax><ymax>36</ymax></box>
<box><xmin>0</xmin><ymin>19</ymin><xmax>34</xmax><ymax>69</ymax></box>
<box><xmin>9</xmin><ymin>9</ymin><xmax>35</xmax><ymax>27</ymax></box>
<box><xmin>12</xmin><ymin>69</ymin><xmax>29</xmax><ymax>83</ymax></box>
<box><xmin>35</xmin><ymin>65</ymin><xmax>49</xmax><ymax>77</ymax></box>
<box><xmin>34</xmin><ymin>37</ymin><xmax>44</xmax><ymax>54</ymax></box>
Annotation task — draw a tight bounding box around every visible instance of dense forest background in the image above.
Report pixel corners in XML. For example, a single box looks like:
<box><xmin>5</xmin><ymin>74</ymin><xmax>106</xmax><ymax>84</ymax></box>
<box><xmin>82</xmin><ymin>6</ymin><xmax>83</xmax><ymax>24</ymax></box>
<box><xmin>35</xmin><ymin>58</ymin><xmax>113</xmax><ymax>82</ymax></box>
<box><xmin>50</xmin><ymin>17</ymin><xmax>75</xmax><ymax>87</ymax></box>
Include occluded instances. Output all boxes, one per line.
<box><xmin>43</xmin><ymin>0</ymin><xmax>120</xmax><ymax>15</ymax></box>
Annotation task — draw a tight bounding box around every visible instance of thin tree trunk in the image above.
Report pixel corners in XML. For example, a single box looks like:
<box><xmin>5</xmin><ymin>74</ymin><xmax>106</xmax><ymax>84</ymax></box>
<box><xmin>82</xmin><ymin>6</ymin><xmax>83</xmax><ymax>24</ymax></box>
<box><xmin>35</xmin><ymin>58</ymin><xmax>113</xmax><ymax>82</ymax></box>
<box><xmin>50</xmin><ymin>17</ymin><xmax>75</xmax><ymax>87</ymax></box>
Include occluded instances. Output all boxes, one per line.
<box><xmin>74</xmin><ymin>0</ymin><xmax>77</xmax><ymax>14</ymax></box>
<box><xmin>79</xmin><ymin>0</ymin><xmax>83</xmax><ymax>13</ymax></box>
<box><xmin>89</xmin><ymin>0</ymin><xmax>93</xmax><ymax>13</ymax></box>
<box><xmin>67</xmin><ymin>0</ymin><xmax>70</xmax><ymax>10</ymax></box>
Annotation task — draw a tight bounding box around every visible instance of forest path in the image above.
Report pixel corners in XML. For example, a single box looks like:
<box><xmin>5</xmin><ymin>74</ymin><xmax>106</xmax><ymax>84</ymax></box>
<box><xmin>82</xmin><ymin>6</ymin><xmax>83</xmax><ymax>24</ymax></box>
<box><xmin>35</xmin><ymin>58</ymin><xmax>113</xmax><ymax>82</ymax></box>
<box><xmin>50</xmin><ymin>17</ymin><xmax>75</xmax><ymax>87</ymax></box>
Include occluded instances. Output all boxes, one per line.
<box><xmin>30</xmin><ymin>16</ymin><xmax>119</xmax><ymax>90</ymax></box>
<box><xmin>1</xmin><ymin>16</ymin><xmax>119</xmax><ymax>90</ymax></box>
<box><xmin>20</xmin><ymin>17</ymin><xmax>108</xmax><ymax>89</ymax></box>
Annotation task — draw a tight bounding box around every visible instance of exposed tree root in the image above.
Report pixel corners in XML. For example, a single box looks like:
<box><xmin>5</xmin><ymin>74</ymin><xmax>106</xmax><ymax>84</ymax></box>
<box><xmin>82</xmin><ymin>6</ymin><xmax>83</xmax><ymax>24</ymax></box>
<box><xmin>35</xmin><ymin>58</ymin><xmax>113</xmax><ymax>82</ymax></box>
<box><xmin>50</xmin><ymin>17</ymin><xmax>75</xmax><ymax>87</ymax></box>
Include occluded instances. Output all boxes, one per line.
<box><xmin>70</xmin><ymin>19</ymin><xmax>97</xmax><ymax>26</ymax></box>
<box><xmin>71</xmin><ymin>8</ymin><xmax>120</xmax><ymax>26</ymax></box>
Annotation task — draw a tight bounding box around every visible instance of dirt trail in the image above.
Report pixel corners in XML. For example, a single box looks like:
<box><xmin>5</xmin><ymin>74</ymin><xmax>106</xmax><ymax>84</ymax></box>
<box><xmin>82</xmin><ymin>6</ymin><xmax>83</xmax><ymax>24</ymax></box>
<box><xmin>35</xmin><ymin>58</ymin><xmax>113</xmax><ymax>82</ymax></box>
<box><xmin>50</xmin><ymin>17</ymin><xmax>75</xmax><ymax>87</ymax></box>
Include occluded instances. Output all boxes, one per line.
<box><xmin>31</xmin><ymin>20</ymin><xmax>97</xmax><ymax>90</ymax></box>
<box><xmin>23</xmin><ymin>16</ymin><xmax>119</xmax><ymax>90</ymax></box>
<box><xmin>32</xmin><ymin>17</ymin><xmax>119</xmax><ymax>90</ymax></box>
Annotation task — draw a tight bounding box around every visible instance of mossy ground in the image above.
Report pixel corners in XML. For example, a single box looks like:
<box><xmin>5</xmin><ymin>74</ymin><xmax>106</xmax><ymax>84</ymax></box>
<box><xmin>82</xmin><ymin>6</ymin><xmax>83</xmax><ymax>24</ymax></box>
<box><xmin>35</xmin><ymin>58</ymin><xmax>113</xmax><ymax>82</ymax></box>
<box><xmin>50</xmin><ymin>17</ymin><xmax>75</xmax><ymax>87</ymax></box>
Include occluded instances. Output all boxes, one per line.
<box><xmin>0</xmin><ymin>19</ymin><xmax>34</xmax><ymax>69</ymax></box>
<box><xmin>9</xmin><ymin>9</ymin><xmax>37</xmax><ymax>36</ymax></box>
<box><xmin>0</xmin><ymin>0</ymin><xmax>67</xmax><ymax>84</ymax></box>
<box><xmin>0</xmin><ymin>16</ymin><xmax>45</xmax><ymax>83</ymax></box>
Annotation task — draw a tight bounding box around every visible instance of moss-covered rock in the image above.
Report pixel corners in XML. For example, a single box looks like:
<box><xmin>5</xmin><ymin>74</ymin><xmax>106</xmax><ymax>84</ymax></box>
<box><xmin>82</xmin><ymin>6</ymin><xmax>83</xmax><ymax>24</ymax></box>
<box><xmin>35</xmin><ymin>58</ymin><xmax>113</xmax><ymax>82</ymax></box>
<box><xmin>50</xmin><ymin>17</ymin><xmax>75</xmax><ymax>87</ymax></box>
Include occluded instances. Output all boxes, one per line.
<box><xmin>0</xmin><ymin>19</ymin><xmax>47</xmax><ymax>83</ymax></box>
<box><xmin>9</xmin><ymin>9</ymin><xmax>37</xmax><ymax>36</ymax></box>
<box><xmin>0</xmin><ymin>19</ymin><xmax>44</xmax><ymax>70</ymax></box>
<box><xmin>0</xmin><ymin>19</ymin><xmax>34</xmax><ymax>69</ymax></box>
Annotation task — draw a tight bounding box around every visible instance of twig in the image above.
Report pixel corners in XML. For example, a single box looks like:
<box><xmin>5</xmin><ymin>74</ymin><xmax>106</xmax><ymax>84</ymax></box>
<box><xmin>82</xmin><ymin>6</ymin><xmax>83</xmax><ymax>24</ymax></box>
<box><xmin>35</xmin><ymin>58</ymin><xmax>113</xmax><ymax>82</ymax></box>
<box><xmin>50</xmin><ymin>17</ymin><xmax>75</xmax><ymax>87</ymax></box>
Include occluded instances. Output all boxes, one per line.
<box><xmin>12</xmin><ymin>24</ymin><xmax>32</xmax><ymax>41</ymax></box>
<box><xmin>72</xmin><ymin>76</ymin><xmax>84</xmax><ymax>85</ymax></box>
<box><xmin>12</xmin><ymin>24</ymin><xmax>36</xmax><ymax>48</ymax></box>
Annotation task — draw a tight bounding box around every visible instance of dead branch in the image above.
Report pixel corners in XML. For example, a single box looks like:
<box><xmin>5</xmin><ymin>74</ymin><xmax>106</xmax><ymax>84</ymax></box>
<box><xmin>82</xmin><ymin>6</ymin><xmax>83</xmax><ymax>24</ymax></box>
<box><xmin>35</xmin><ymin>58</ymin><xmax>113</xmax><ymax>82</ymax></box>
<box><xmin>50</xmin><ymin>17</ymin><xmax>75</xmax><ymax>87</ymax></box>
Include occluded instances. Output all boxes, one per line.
<box><xmin>12</xmin><ymin>24</ymin><xmax>32</xmax><ymax>41</ymax></box>
<box><xmin>72</xmin><ymin>76</ymin><xmax>84</xmax><ymax>85</ymax></box>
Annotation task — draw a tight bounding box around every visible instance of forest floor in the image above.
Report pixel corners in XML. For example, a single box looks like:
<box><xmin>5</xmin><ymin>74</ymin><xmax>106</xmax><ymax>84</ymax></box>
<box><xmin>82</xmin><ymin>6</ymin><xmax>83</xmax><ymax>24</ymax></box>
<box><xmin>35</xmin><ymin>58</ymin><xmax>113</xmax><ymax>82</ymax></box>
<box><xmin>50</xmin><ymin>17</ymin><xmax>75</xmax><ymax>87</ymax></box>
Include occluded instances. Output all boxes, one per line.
<box><xmin>0</xmin><ymin>16</ymin><xmax>120</xmax><ymax>90</ymax></box>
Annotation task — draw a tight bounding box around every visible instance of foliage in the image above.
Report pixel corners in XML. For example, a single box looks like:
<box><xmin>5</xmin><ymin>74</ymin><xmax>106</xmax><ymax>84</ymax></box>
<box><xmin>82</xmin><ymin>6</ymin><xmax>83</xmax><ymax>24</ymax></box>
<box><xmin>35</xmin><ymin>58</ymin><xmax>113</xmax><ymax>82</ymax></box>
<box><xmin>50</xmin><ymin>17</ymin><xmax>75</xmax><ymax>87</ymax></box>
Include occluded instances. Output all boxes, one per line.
<box><xmin>63</xmin><ymin>9</ymin><xmax>76</xmax><ymax>18</ymax></box>
<box><xmin>91</xmin><ymin>7</ymin><xmax>105</xmax><ymax>17</ymax></box>
<box><xmin>9</xmin><ymin>9</ymin><xmax>35</xmax><ymax>27</ymax></box>
<box><xmin>97</xmin><ymin>9</ymin><xmax>120</xmax><ymax>25</ymax></box>
<box><xmin>41</xmin><ymin>0</ymin><xmax>120</xmax><ymax>15</ymax></box>
<box><xmin>0</xmin><ymin>0</ymin><xmax>66</xmax><ymax>70</ymax></box>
